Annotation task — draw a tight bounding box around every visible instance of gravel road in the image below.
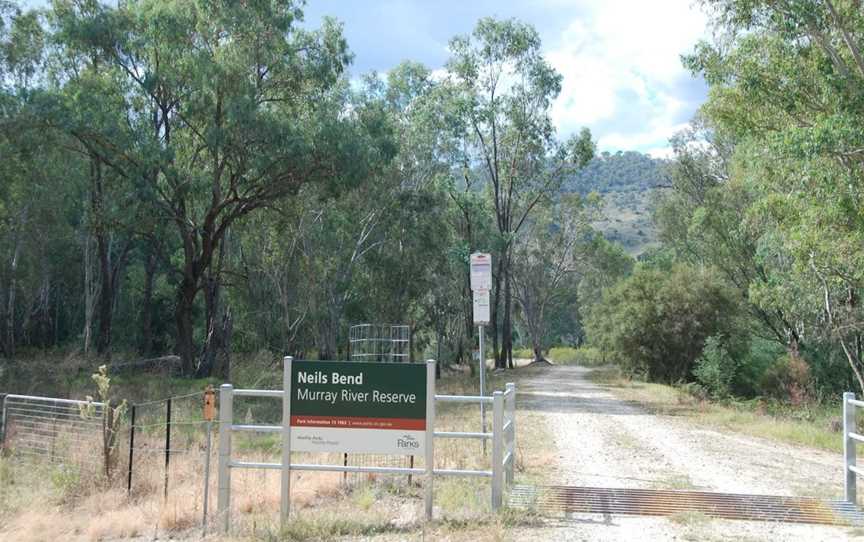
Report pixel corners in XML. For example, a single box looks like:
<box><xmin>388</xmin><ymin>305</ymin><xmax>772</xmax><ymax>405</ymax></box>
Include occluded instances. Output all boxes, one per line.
<box><xmin>510</xmin><ymin>365</ymin><xmax>864</xmax><ymax>541</ymax></box>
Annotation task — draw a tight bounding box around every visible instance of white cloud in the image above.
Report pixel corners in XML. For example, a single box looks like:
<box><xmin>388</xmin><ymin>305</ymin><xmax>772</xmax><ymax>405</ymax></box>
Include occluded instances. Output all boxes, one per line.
<box><xmin>544</xmin><ymin>0</ymin><xmax>708</xmax><ymax>155</ymax></box>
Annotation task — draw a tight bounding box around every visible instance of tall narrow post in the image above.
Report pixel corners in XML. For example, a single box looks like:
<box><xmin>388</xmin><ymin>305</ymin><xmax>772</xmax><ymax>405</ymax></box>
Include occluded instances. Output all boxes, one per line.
<box><xmin>845</xmin><ymin>392</ymin><xmax>857</xmax><ymax>503</ymax></box>
<box><xmin>202</xmin><ymin>420</ymin><xmax>212</xmax><ymax>533</ymax></box>
<box><xmin>425</xmin><ymin>359</ymin><xmax>436</xmax><ymax>520</ymax></box>
<box><xmin>479</xmin><ymin>325</ymin><xmax>487</xmax><ymax>454</ymax></box>
<box><xmin>505</xmin><ymin>383</ymin><xmax>516</xmax><ymax>485</ymax></box>
<box><xmin>281</xmin><ymin>356</ymin><xmax>293</xmax><ymax>526</ymax></box>
<box><xmin>491</xmin><ymin>390</ymin><xmax>504</xmax><ymax>510</ymax></box>
<box><xmin>0</xmin><ymin>394</ymin><xmax>7</xmax><ymax>450</ymax></box>
<box><xmin>202</xmin><ymin>386</ymin><xmax>216</xmax><ymax>533</ymax></box>
<box><xmin>217</xmin><ymin>384</ymin><xmax>233</xmax><ymax>533</ymax></box>
<box><xmin>127</xmin><ymin>404</ymin><xmax>136</xmax><ymax>495</ymax></box>
<box><xmin>164</xmin><ymin>398</ymin><xmax>172</xmax><ymax>499</ymax></box>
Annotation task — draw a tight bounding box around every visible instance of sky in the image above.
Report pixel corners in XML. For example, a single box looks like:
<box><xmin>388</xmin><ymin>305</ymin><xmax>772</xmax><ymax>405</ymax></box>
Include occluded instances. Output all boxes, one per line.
<box><xmin>301</xmin><ymin>0</ymin><xmax>710</xmax><ymax>158</ymax></box>
<box><xmin>22</xmin><ymin>0</ymin><xmax>711</xmax><ymax>157</ymax></box>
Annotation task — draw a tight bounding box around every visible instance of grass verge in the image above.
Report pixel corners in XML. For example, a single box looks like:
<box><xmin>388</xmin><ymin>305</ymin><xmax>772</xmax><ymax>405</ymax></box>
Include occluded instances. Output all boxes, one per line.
<box><xmin>588</xmin><ymin>367</ymin><xmax>843</xmax><ymax>453</ymax></box>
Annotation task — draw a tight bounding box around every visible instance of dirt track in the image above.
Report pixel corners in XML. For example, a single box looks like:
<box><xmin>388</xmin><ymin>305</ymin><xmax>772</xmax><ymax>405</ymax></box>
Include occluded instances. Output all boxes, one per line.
<box><xmin>510</xmin><ymin>365</ymin><xmax>863</xmax><ymax>541</ymax></box>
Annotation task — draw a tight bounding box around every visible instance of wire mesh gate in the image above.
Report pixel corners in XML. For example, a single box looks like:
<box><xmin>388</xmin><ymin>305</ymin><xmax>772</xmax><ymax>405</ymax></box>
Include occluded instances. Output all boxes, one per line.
<box><xmin>0</xmin><ymin>394</ymin><xmax>104</xmax><ymax>471</ymax></box>
<box><xmin>346</xmin><ymin>323</ymin><xmax>412</xmax><ymax>482</ymax></box>
<box><xmin>348</xmin><ymin>323</ymin><xmax>411</xmax><ymax>362</ymax></box>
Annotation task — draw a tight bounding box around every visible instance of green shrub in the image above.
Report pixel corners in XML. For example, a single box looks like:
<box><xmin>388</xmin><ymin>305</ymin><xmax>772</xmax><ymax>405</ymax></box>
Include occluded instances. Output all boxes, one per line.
<box><xmin>574</xmin><ymin>346</ymin><xmax>604</xmax><ymax>366</ymax></box>
<box><xmin>734</xmin><ymin>338</ymin><xmax>784</xmax><ymax>397</ymax></box>
<box><xmin>512</xmin><ymin>347</ymin><xmax>534</xmax><ymax>359</ymax></box>
<box><xmin>547</xmin><ymin>346</ymin><xmax>604</xmax><ymax>366</ymax></box>
<box><xmin>759</xmin><ymin>354</ymin><xmax>813</xmax><ymax>405</ymax></box>
<box><xmin>585</xmin><ymin>263</ymin><xmax>745</xmax><ymax>382</ymax></box>
<box><xmin>548</xmin><ymin>347</ymin><xmax>578</xmax><ymax>364</ymax></box>
<box><xmin>693</xmin><ymin>335</ymin><xmax>738</xmax><ymax>398</ymax></box>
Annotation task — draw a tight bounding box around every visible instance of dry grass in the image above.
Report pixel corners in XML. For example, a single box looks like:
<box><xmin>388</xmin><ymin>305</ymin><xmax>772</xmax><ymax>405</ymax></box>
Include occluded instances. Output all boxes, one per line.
<box><xmin>588</xmin><ymin>367</ymin><xmax>845</xmax><ymax>454</ymax></box>
<box><xmin>0</xmin><ymin>365</ymin><xmax>553</xmax><ymax>541</ymax></box>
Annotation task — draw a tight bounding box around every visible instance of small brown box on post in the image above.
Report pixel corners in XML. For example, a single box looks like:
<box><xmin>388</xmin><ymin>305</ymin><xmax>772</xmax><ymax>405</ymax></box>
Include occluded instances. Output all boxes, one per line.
<box><xmin>203</xmin><ymin>385</ymin><xmax>216</xmax><ymax>421</ymax></box>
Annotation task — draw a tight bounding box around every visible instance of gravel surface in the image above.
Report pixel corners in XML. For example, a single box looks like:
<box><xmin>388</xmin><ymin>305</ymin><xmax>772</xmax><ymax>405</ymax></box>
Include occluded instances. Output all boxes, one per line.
<box><xmin>510</xmin><ymin>365</ymin><xmax>864</xmax><ymax>541</ymax></box>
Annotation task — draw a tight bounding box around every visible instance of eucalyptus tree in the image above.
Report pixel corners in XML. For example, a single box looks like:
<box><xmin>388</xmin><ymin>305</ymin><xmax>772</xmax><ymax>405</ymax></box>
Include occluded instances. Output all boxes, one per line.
<box><xmin>444</xmin><ymin>17</ymin><xmax>594</xmax><ymax>368</ymax></box>
<box><xmin>654</xmin><ymin>118</ymin><xmax>805</xmax><ymax>352</ymax></box>
<box><xmin>49</xmin><ymin>0</ymin><xmax>385</xmax><ymax>376</ymax></box>
<box><xmin>512</xmin><ymin>193</ymin><xmax>599</xmax><ymax>362</ymax></box>
<box><xmin>0</xmin><ymin>4</ymin><xmax>79</xmax><ymax>357</ymax></box>
<box><xmin>690</xmin><ymin>0</ymin><xmax>864</xmax><ymax>391</ymax></box>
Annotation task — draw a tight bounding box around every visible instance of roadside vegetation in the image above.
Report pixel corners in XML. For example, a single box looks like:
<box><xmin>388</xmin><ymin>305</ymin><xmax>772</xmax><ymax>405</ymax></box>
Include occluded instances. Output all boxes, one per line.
<box><xmin>587</xmin><ymin>366</ymin><xmax>845</xmax><ymax>454</ymax></box>
<box><xmin>0</xmin><ymin>357</ymin><xmax>551</xmax><ymax>542</ymax></box>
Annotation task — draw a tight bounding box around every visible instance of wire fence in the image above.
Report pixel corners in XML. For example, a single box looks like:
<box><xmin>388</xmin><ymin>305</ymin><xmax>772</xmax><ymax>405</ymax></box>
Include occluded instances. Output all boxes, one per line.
<box><xmin>125</xmin><ymin>389</ymin><xmax>216</xmax><ymax>530</ymax></box>
<box><xmin>0</xmin><ymin>394</ymin><xmax>105</xmax><ymax>472</ymax></box>
<box><xmin>0</xmin><ymin>378</ymin><xmax>427</xmax><ymax>530</ymax></box>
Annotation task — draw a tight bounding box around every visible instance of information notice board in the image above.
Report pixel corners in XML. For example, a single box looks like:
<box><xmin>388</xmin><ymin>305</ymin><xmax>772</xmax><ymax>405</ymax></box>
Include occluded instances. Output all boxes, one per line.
<box><xmin>289</xmin><ymin>360</ymin><xmax>427</xmax><ymax>455</ymax></box>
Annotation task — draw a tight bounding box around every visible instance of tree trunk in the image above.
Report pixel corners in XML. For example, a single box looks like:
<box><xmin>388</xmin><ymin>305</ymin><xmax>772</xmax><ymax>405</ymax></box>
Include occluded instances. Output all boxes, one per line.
<box><xmin>533</xmin><ymin>344</ymin><xmax>543</xmax><ymax>363</ymax></box>
<box><xmin>175</xmin><ymin>276</ymin><xmax>197</xmax><ymax>375</ymax></box>
<box><xmin>436</xmin><ymin>328</ymin><xmax>442</xmax><ymax>379</ymax></box>
<box><xmin>92</xmin><ymin>157</ymin><xmax>114</xmax><ymax>358</ymax></box>
<box><xmin>95</xmin><ymin>234</ymin><xmax>112</xmax><ymax>357</ymax></box>
<box><xmin>198</xmin><ymin>232</ymin><xmax>232</xmax><ymax>379</ymax></box>
<box><xmin>83</xmin><ymin>232</ymin><xmax>97</xmax><ymax>355</ymax></box>
<box><xmin>491</xmin><ymin>255</ymin><xmax>505</xmax><ymax>368</ymax></box>
<box><xmin>198</xmin><ymin>274</ymin><xmax>232</xmax><ymax>379</ymax></box>
<box><xmin>504</xmin><ymin>259</ymin><xmax>513</xmax><ymax>369</ymax></box>
<box><xmin>140</xmin><ymin>248</ymin><xmax>157</xmax><ymax>355</ymax></box>
<box><xmin>5</xmin><ymin>229</ymin><xmax>20</xmax><ymax>357</ymax></box>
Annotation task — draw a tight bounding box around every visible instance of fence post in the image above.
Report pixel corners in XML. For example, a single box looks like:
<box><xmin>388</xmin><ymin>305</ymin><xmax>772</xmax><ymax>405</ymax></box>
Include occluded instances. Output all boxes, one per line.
<box><xmin>425</xmin><ymin>359</ymin><xmax>435</xmax><ymax>520</ymax></box>
<box><xmin>505</xmin><ymin>383</ymin><xmax>516</xmax><ymax>485</ymax></box>
<box><xmin>217</xmin><ymin>384</ymin><xmax>233</xmax><ymax>533</ymax></box>
<box><xmin>845</xmin><ymin>391</ymin><xmax>857</xmax><ymax>503</ymax></box>
<box><xmin>164</xmin><ymin>397</ymin><xmax>172</xmax><ymax>499</ymax></box>
<box><xmin>202</xmin><ymin>385</ymin><xmax>216</xmax><ymax>534</ymax></box>
<box><xmin>491</xmin><ymin>390</ymin><xmax>504</xmax><ymax>511</ymax></box>
<box><xmin>127</xmin><ymin>404</ymin><xmax>136</xmax><ymax>495</ymax></box>
<box><xmin>0</xmin><ymin>394</ymin><xmax>6</xmax><ymax>450</ymax></box>
<box><xmin>281</xmin><ymin>356</ymin><xmax>293</xmax><ymax>526</ymax></box>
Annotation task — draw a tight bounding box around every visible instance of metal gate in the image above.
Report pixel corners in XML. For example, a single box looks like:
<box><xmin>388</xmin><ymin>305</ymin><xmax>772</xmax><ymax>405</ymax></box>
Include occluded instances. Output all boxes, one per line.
<box><xmin>0</xmin><ymin>394</ymin><xmax>104</xmax><ymax>471</ymax></box>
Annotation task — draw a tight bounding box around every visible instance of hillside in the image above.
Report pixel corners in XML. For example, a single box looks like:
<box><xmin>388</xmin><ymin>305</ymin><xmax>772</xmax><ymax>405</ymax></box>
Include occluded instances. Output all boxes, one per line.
<box><xmin>566</xmin><ymin>151</ymin><xmax>669</xmax><ymax>256</ymax></box>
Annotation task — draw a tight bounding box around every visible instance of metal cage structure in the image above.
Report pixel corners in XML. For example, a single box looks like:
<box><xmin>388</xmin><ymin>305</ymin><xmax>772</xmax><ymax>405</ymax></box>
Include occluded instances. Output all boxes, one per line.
<box><xmin>348</xmin><ymin>324</ymin><xmax>411</xmax><ymax>363</ymax></box>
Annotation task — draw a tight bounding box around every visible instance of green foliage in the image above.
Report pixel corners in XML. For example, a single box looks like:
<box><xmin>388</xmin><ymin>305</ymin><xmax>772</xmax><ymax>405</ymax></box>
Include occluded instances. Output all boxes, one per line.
<box><xmin>586</xmin><ymin>264</ymin><xmax>745</xmax><ymax>382</ymax></box>
<box><xmin>547</xmin><ymin>346</ymin><xmax>604</xmax><ymax>366</ymax></box>
<box><xmin>80</xmin><ymin>365</ymin><xmax>127</xmax><ymax>479</ymax></box>
<box><xmin>566</xmin><ymin>150</ymin><xmax>668</xmax><ymax>195</ymax></box>
<box><xmin>693</xmin><ymin>335</ymin><xmax>739</xmax><ymax>398</ymax></box>
<box><xmin>735</xmin><ymin>338</ymin><xmax>785</xmax><ymax>397</ymax></box>
<box><xmin>512</xmin><ymin>194</ymin><xmax>599</xmax><ymax>360</ymax></box>
<box><xmin>511</xmin><ymin>347</ymin><xmax>533</xmax><ymax>359</ymax></box>
<box><xmin>0</xmin><ymin>3</ymin><xmax>595</xmax><ymax>380</ymax></box>
<box><xmin>682</xmin><ymin>0</ymin><xmax>864</xmax><ymax>396</ymax></box>
<box><xmin>759</xmin><ymin>355</ymin><xmax>813</xmax><ymax>405</ymax></box>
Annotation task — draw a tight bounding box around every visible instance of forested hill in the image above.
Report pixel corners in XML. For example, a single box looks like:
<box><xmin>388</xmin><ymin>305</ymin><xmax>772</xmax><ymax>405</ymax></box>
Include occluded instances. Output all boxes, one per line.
<box><xmin>564</xmin><ymin>151</ymin><xmax>668</xmax><ymax>256</ymax></box>
<box><xmin>565</xmin><ymin>150</ymin><xmax>669</xmax><ymax>195</ymax></box>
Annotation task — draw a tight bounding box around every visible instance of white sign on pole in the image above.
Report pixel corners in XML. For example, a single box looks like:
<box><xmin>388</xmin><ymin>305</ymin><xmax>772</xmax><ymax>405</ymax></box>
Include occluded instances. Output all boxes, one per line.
<box><xmin>470</xmin><ymin>252</ymin><xmax>492</xmax><ymax>291</ymax></box>
<box><xmin>473</xmin><ymin>289</ymin><xmax>490</xmax><ymax>325</ymax></box>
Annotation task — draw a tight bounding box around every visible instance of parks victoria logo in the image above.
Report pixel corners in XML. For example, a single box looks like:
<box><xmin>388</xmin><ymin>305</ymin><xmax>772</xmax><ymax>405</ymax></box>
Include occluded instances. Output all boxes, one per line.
<box><xmin>397</xmin><ymin>434</ymin><xmax>420</xmax><ymax>450</ymax></box>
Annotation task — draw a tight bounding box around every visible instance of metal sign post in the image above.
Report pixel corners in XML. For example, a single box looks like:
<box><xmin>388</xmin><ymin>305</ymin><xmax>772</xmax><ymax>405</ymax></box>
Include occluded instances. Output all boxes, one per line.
<box><xmin>470</xmin><ymin>253</ymin><xmax>492</xmax><ymax>453</ymax></box>
<box><xmin>479</xmin><ymin>324</ymin><xmax>486</xmax><ymax>452</ymax></box>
